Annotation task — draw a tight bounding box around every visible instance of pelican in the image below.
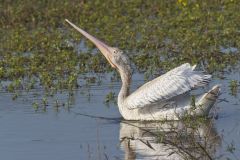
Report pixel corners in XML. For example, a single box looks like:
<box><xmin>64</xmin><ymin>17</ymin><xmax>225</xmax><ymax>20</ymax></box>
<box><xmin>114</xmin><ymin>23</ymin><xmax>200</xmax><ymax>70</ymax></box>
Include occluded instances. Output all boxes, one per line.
<box><xmin>65</xmin><ymin>19</ymin><xmax>220</xmax><ymax>121</ymax></box>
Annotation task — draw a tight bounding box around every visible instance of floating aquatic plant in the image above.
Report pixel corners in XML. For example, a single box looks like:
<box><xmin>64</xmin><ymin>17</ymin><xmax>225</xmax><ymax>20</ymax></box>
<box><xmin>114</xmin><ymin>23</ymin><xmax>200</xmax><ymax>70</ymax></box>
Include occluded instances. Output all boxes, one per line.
<box><xmin>0</xmin><ymin>0</ymin><xmax>239</xmax><ymax>99</ymax></box>
<box><xmin>229</xmin><ymin>80</ymin><xmax>239</xmax><ymax>96</ymax></box>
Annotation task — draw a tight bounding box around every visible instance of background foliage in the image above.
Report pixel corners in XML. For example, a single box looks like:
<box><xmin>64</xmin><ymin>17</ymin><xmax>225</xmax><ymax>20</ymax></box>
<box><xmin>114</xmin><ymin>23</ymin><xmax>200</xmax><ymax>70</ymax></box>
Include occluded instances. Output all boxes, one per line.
<box><xmin>0</xmin><ymin>0</ymin><xmax>239</xmax><ymax>91</ymax></box>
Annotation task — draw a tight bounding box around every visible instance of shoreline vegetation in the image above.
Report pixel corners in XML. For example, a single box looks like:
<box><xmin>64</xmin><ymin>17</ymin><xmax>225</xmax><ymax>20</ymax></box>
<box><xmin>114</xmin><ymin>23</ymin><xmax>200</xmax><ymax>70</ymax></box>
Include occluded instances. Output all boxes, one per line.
<box><xmin>0</xmin><ymin>0</ymin><xmax>239</xmax><ymax>98</ymax></box>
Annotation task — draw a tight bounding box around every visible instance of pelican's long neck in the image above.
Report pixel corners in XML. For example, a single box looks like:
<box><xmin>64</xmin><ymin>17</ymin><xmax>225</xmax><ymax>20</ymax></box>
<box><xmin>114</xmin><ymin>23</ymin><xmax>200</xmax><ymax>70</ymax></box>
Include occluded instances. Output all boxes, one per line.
<box><xmin>118</xmin><ymin>68</ymin><xmax>132</xmax><ymax>107</ymax></box>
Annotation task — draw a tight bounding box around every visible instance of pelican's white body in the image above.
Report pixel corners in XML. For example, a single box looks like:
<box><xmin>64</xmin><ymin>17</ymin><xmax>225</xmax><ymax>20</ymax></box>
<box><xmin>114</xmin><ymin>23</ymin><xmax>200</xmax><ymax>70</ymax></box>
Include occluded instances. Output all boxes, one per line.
<box><xmin>118</xmin><ymin>85</ymin><xmax>220</xmax><ymax>121</ymax></box>
<box><xmin>117</xmin><ymin>63</ymin><xmax>220</xmax><ymax>121</ymax></box>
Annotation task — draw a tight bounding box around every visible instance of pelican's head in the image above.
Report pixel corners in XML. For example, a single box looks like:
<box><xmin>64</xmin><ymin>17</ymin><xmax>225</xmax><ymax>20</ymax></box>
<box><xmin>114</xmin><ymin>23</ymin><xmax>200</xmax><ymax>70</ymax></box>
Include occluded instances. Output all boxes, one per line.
<box><xmin>65</xmin><ymin>19</ymin><xmax>131</xmax><ymax>73</ymax></box>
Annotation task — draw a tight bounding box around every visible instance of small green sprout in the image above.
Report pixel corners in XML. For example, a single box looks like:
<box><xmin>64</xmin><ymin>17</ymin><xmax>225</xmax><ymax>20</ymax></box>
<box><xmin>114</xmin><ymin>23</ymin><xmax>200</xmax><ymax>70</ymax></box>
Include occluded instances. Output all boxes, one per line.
<box><xmin>229</xmin><ymin>80</ymin><xmax>239</xmax><ymax>96</ymax></box>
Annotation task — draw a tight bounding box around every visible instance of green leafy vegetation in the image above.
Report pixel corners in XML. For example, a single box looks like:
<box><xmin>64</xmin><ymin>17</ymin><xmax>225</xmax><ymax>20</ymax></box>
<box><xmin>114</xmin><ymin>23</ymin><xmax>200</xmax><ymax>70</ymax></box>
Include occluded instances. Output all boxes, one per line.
<box><xmin>229</xmin><ymin>80</ymin><xmax>239</xmax><ymax>96</ymax></box>
<box><xmin>104</xmin><ymin>91</ymin><xmax>116</xmax><ymax>104</ymax></box>
<box><xmin>0</xmin><ymin>0</ymin><xmax>239</xmax><ymax>95</ymax></box>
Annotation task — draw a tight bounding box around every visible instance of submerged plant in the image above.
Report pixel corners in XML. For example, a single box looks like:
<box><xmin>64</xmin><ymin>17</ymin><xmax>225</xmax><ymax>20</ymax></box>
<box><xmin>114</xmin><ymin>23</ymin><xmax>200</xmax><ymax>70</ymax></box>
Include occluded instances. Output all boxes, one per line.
<box><xmin>32</xmin><ymin>102</ymin><xmax>39</xmax><ymax>111</ymax></box>
<box><xmin>229</xmin><ymin>80</ymin><xmax>239</xmax><ymax>96</ymax></box>
<box><xmin>104</xmin><ymin>91</ymin><xmax>116</xmax><ymax>104</ymax></box>
<box><xmin>0</xmin><ymin>0</ymin><xmax>240</xmax><ymax>104</ymax></box>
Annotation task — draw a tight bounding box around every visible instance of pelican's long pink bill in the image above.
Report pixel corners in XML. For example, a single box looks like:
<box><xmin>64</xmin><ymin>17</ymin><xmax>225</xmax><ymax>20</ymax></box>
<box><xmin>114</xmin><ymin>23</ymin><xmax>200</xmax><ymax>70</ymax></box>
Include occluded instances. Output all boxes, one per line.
<box><xmin>65</xmin><ymin>19</ymin><xmax>116</xmax><ymax>68</ymax></box>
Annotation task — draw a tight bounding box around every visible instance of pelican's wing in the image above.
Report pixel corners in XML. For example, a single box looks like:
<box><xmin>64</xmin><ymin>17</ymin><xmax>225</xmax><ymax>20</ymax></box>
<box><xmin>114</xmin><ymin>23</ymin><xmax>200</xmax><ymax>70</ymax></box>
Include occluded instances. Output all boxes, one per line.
<box><xmin>125</xmin><ymin>63</ymin><xmax>211</xmax><ymax>109</ymax></box>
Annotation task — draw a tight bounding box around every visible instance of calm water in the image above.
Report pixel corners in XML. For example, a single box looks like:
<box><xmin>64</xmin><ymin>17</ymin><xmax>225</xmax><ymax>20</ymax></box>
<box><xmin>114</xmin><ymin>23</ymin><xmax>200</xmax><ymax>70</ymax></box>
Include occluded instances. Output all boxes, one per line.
<box><xmin>0</xmin><ymin>71</ymin><xmax>240</xmax><ymax>160</ymax></box>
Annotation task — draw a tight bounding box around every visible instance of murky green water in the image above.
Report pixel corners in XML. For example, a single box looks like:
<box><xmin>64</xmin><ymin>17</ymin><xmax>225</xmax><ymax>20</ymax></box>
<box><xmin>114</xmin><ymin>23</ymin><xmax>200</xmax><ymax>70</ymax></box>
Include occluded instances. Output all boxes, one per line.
<box><xmin>0</xmin><ymin>72</ymin><xmax>239</xmax><ymax>160</ymax></box>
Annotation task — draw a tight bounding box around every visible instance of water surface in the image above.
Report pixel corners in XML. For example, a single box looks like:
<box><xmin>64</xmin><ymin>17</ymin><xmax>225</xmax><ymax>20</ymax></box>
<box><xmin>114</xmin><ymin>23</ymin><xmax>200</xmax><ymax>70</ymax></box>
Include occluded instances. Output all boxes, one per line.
<box><xmin>0</xmin><ymin>72</ymin><xmax>240</xmax><ymax>160</ymax></box>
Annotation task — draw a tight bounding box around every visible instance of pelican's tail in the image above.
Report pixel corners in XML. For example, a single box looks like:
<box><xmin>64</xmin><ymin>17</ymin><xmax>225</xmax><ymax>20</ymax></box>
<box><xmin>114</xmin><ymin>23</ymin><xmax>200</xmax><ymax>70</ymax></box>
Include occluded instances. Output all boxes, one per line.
<box><xmin>195</xmin><ymin>85</ymin><xmax>221</xmax><ymax>116</ymax></box>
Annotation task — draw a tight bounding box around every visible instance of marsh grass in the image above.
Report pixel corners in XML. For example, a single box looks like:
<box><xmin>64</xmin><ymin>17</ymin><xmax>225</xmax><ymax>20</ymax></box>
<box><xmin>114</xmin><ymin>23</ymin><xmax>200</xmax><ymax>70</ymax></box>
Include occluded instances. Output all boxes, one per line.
<box><xmin>229</xmin><ymin>80</ymin><xmax>239</xmax><ymax>96</ymax></box>
<box><xmin>0</xmin><ymin>0</ymin><xmax>240</xmax><ymax>96</ymax></box>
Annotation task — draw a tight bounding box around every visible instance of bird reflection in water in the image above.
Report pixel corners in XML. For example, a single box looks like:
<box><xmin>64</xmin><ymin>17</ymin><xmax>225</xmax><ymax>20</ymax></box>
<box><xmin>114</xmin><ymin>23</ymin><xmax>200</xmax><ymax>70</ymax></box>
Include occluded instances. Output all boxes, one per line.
<box><xmin>119</xmin><ymin>119</ymin><xmax>221</xmax><ymax>160</ymax></box>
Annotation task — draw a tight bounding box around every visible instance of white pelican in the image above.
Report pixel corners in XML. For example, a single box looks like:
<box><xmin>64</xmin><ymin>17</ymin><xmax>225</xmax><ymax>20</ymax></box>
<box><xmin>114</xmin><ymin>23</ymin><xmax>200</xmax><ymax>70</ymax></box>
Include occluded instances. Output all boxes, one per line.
<box><xmin>65</xmin><ymin>19</ymin><xmax>220</xmax><ymax>121</ymax></box>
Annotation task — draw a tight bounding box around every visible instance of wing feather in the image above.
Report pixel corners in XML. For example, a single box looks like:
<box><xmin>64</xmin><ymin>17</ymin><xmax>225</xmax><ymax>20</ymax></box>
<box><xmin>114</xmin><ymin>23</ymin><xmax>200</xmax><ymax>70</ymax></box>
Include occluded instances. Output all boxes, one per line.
<box><xmin>125</xmin><ymin>63</ymin><xmax>211</xmax><ymax>109</ymax></box>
